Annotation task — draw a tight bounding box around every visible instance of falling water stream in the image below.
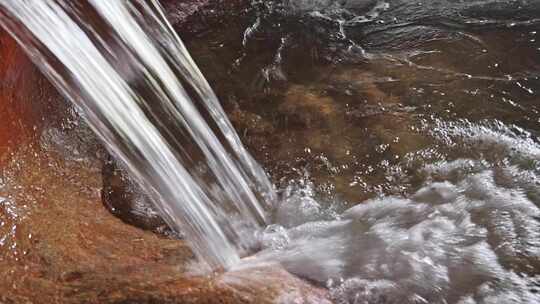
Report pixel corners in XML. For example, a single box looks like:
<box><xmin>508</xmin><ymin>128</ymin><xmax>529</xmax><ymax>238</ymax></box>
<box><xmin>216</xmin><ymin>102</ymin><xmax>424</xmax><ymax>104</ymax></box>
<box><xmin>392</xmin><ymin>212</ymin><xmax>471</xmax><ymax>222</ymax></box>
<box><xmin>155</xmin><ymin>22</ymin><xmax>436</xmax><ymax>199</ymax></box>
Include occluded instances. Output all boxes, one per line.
<box><xmin>1</xmin><ymin>0</ymin><xmax>540</xmax><ymax>303</ymax></box>
<box><xmin>0</xmin><ymin>0</ymin><xmax>276</xmax><ymax>271</ymax></box>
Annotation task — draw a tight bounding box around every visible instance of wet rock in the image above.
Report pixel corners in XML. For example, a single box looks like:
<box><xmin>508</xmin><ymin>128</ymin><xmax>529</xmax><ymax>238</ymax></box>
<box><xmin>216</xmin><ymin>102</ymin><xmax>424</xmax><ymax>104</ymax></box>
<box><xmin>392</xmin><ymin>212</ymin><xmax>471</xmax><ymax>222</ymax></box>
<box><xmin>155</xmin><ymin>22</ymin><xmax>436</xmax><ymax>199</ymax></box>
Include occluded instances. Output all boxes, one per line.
<box><xmin>328</xmin><ymin>69</ymin><xmax>400</xmax><ymax>105</ymax></box>
<box><xmin>40</xmin><ymin>110</ymin><xmax>108</xmax><ymax>165</ymax></box>
<box><xmin>229</xmin><ymin>105</ymin><xmax>276</xmax><ymax>136</ymax></box>
<box><xmin>101</xmin><ymin>157</ymin><xmax>177</xmax><ymax>238</ymax></box>
<box><xmin>273</xmin><ymin>84</ymin><xmax>354</xmax><ymax>160</ymax></box>
<box><xmin>279</xmin><ymin>85</ymin><xmax>338</xmax><ymax>128</ymax></box>
<box><xmin>0</xmin><ymin>30</ymin><xmax>68</xmax><ymax>162</ymax></box>
<box><xmin>0</xmin><ymin>144</ymin><xmax>331</xmax><ymax>304</ymax></box>
<box><xmin>329</xmin><ymin>68</ymin><xmax>428</xmax><ymax>157</ymax></box>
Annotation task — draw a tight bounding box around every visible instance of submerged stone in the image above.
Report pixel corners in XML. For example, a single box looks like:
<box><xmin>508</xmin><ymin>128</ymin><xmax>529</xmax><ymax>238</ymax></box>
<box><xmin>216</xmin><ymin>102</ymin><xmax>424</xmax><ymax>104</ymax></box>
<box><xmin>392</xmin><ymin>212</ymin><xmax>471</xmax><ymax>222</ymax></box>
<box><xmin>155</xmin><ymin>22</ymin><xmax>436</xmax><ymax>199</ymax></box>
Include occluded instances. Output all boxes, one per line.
<box><xmin>102</xmin><ymin>158</ymin><xmax>177</xmax><ymax>238</ymax></box>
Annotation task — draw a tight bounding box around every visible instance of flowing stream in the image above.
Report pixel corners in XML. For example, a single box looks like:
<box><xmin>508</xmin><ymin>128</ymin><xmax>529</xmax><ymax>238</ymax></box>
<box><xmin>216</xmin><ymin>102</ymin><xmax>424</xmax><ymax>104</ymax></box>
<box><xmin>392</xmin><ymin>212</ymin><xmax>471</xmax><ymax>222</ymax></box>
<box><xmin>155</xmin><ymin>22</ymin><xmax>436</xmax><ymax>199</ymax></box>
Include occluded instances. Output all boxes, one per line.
<box><xmin>0</xmin><ymin>0</ymin><xmax>276</xmax><ymax>271</ymax></box>
<box><xmin>223</xmin><ymin>1</ymin><xmax>539</xmax><ymax>303</ymax></box>
<box><xmin>1</xmin><ymin>0</ymin><xmax>540</xmax><ymax>303</ymax></box>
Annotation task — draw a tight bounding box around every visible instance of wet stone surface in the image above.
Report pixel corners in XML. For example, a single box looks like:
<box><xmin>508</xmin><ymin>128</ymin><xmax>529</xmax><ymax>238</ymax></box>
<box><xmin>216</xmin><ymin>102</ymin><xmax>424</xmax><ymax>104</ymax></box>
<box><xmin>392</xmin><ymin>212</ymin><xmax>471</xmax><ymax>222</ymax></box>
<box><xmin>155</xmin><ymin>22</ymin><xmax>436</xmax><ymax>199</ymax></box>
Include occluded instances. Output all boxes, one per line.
<box><xmin>0</xmin><ymin>86</ymin><xmax>329</xmax><ymax>304</ymax></box>
<box><xmin>101</xmin><ymin>158</ymin><xmax>177</xmax><ymax>238</ymax></box>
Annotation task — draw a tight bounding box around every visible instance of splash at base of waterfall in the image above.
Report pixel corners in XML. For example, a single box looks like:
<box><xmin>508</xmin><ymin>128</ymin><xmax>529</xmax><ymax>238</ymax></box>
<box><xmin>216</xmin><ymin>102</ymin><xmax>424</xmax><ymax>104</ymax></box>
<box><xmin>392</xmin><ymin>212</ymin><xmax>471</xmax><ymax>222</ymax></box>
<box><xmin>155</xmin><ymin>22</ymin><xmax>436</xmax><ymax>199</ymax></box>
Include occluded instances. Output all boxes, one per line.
<box><xmin>231</xmin><ymin>121</ymin><xmax>540</xmax><ymax>304</ymax></box>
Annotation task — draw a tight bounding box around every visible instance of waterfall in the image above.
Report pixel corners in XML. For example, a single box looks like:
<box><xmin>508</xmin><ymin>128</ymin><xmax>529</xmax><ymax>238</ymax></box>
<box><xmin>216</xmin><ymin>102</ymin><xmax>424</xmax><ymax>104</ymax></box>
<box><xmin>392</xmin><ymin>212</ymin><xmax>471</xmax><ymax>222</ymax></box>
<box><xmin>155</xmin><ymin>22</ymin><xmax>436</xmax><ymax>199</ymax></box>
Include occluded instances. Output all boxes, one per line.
<box><xmin>0</xmin><ymin>0</ymin><xmax>276</xmax><ymax>271</ymax></box>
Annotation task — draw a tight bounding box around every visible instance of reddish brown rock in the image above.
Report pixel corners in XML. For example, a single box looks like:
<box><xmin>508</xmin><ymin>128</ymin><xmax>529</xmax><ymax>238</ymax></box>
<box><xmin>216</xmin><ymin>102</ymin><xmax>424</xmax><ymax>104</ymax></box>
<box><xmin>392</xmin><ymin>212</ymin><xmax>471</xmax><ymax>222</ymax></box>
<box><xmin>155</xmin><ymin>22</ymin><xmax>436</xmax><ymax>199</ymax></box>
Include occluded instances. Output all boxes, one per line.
<box><xmin>0</xmin><ymin>30</ymin><xmax>67</xmax><ymax>162</ymax></box>
<box><xmin>0</xmin><ymin>145</ymin><xmax>330</xmax><ymax>303</ymax></box>
<box><xmin>101</xmin><ymin>156</ymin><xmax>175</xmax><ymax>237</ymax></box>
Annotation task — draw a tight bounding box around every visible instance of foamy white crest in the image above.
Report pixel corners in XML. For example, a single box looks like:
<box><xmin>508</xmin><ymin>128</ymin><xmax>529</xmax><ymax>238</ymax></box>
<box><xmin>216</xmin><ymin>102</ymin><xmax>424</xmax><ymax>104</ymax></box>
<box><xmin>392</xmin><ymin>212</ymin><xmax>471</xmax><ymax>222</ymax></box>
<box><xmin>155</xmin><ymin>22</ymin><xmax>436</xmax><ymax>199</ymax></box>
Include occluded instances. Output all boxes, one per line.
<box><xmin>430</xmin><ymin>119</ymin><xmax>540</xmax><ymax>162</ymax></box>
<box><xmin>244</xmin><ymin>161</ymin><xmax>540</xmax><ymax>303</ymax></box>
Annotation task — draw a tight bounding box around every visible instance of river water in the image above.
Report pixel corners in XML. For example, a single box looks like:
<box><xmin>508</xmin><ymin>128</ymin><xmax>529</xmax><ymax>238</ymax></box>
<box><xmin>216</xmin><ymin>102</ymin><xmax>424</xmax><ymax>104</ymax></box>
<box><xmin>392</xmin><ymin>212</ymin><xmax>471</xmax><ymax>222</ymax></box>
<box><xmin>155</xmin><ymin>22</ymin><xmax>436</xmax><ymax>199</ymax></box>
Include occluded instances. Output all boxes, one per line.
<box><xmin>189</xmin><ymin>1</ymin><xmax>540</xmax><ymax>303</ymax></box>
<box><xmin>1</xmin><ymin>0</ymin><xmax>539</xmax><ymax>303</ymax></box>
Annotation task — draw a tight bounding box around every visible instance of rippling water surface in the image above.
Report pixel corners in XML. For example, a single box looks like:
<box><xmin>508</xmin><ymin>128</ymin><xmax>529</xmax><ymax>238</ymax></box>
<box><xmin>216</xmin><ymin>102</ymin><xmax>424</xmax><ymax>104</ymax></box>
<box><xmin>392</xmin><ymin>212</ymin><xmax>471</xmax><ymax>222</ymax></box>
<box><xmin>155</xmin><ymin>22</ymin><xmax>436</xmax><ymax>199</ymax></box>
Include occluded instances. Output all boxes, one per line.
<box><xmin>185</xmin><ymin>0</ymin><xmax>540</xmax><ymax>302</ymax></box>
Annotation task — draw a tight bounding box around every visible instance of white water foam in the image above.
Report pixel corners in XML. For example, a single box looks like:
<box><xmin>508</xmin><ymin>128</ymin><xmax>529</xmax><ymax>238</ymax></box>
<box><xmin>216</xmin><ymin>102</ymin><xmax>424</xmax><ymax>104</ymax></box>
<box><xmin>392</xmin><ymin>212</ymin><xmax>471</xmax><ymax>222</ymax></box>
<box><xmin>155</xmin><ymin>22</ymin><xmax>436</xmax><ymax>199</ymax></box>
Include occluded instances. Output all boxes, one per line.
<box><xmin>233</xmin><ymin>121</ymin><xmax>540</xmax><ymax>303</ymax></box>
